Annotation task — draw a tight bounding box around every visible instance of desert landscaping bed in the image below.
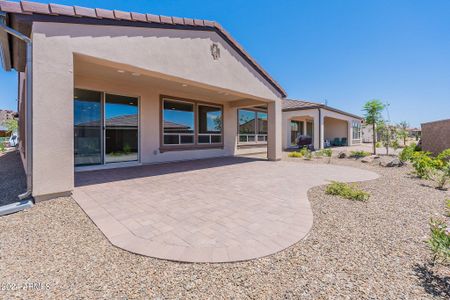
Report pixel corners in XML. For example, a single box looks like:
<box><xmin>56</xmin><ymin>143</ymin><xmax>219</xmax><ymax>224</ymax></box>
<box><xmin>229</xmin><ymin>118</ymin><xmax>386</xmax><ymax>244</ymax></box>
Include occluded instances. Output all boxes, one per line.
<box><xmin>0</xmin><ymin>155</ymin><xmax>449</xmax><ymax>299</ymax></box>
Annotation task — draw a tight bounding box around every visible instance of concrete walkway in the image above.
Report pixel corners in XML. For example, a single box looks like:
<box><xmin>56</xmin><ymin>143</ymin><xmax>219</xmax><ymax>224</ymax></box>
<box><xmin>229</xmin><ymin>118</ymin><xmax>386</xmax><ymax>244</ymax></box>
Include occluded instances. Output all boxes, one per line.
<box><xmin>73</xmin><ymin>157</ymin><xmax>378</xmax><ymax>263</ymax></box>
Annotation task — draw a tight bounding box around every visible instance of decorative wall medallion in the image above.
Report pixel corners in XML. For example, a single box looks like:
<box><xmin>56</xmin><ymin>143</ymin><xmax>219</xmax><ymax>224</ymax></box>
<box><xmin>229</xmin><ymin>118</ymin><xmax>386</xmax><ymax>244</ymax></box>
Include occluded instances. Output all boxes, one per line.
<box><xmin>210</xmin><ymin>43</ymin><xmax>221</xmax><ymax>60</ymax></box>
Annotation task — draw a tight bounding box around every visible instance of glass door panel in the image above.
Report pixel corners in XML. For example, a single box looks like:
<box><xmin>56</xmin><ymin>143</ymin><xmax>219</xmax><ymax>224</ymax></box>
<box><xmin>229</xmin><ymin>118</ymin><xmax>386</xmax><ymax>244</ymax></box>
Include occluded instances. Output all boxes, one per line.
<box><xmin>104</xmin><ymin>94</ymin><xmax>139</xmax><ymax>164</ymax></box>
<box><xmin>74</xmin><ymin>89</ymin><xmax>102</xmax><ymax>166</ymax></box>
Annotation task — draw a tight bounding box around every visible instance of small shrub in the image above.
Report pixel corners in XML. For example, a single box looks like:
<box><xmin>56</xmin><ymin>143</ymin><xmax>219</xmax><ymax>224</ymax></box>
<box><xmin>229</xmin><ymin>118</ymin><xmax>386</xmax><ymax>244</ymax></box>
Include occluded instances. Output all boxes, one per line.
<box><xmin>427</xmin><ymin>166</ymin><xmax>450</xmax><ymax>190</ymax></box>
<box><xmin>316</xmin><ymin>149</ymin><xmax>332</xmax><ymax>163</ymax></box>
<box><xmin>375</xmin><ymin>141</ymin><xmax>382</xmax><ymax>148</ymax></box>
<box><xmin>288</xmin><ymin>151</ymin><xmax>303</xmax><ymax>158</ymax></box>
<box><xmin>325</xmin><ymin>181</ymin><xmax>370</xmax><ymax>201</ymax></box>
<box><xmin>411</xmin><ymin>151</ymin><xmax>443</xmax><ymax>178</ymax></box>
<box><xmin>427</xmin><ymin>218</ymin><xmax>450</xmax><ymax>265</ymax></box>
<box><xmin>349</xmin><ymin>150</ymin><xmax>371</xmax><ymax>158</ymax></box>
<box><xmin>303</xmin><ymin>149</ymin><xmax>313</xmax><ymax>160</ymax></box>
<box><xmin>391</xmin><ymin>140</ymin><xmax>400</xmax><ymax>151</ymax></box>
<box><xmin>399</xmin><ymin>144</ymin><xmax>416</xmax><ymax>162</ymax></box>
<box><xmin>0</xmin><ymin>142</ymin><xmax>5</xmax><ymax>153</ymax></box>
<box><xmin>437</xmin><ymin>148</ymin><xmax>450</xmax><ymax>163</ymax></box>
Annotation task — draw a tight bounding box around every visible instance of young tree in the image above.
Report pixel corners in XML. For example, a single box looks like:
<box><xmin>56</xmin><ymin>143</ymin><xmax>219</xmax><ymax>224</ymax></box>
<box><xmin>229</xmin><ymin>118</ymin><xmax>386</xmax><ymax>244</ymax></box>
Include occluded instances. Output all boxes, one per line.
<box><xmin>363</xmin><ymin>99</ymin><xmax>385</xmax><ymax>155</ymax></box>
<box><xmin>398</xmin><ymin>121</ymin><xmax>409</xmax><ymax>146</ymax></box>
<box><xmin>2</xmin><ymin>119</ymin><xmax>18</xmax><ymax>135</ymax></box>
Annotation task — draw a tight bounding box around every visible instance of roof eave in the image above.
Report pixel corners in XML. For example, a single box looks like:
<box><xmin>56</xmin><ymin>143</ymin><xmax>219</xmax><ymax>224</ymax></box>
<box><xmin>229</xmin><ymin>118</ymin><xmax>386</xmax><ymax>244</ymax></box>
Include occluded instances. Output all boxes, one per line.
<box><xmin>0</xmin><ymin>11</ymin><xmax>12</xmax><ymax>71</ymax></box>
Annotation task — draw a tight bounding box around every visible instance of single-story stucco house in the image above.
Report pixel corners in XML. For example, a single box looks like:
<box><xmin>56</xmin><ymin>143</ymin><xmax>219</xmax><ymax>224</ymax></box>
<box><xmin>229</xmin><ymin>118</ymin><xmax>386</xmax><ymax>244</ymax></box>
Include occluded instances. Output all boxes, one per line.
<box><xmin>282</xmin><ymin>99</ymin><xmax>362</xmax><ymax>150</ymax></box>
<box><xmin>0</xmin><ymin>1</ymin><xmax>361</xmax><ymax>201</ymax></box>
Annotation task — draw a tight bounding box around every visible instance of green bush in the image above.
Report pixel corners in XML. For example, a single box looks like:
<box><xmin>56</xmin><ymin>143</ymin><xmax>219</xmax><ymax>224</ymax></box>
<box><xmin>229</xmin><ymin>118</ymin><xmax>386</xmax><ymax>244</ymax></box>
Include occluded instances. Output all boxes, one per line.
<box><xmin>427</xmin><ymin>164</ymin><xmax>450</xmax><ymax>190</ymax></box>
<box><xmin>375</xmin><ymin>141</ymin><xmax>382</xmax><ymax>148</ymax></box>
<box><xmin>411</xmin><ymin>151</ymin><xmax>443</xmax><ymax>178</ymax></box>
<box><xmin>316</xmin><ymin>149</ymin><xmax>332</xmax><ymax>157</ymax></box>
<box><xmin>349</xmin><ymin>150</ymin><xmax>371</xmax><ymax>158</ymax></box>
<box><xmin>427</xmin><ymin>218</ymin><xmax>450</xmax><ymax>265</ymax></box>
<box><xmin>437</xmin><ymin>148</ymin><xmax>450</xmax><ymax>163</ymax></box>
<box><xmin>325</xmin><ymin>181</ymin><xmax>370</xmax><ymax>201</ymax></box>
<box><xmin>288</xmin><ymin>151</ymin><xmax>303</xmax><ymax>158</ymax></box>
<box><xmin>399</xmin><ymin>144</ymin><xmax>416</xmax><ymax>162</ymax></box>
<box><xmin>0</xmin><ymin>142</ymin><xmax>5</xmax><ymax>153</ymax></box>
<box><xmin>446</xmin><ymin>199</ymin><xmax>450</xmax><ymax>217</ymax></box>
<box><xmin>391</xmin><ymin>140</ymin><xmax>400</xmax><ymax>151</ymax></box>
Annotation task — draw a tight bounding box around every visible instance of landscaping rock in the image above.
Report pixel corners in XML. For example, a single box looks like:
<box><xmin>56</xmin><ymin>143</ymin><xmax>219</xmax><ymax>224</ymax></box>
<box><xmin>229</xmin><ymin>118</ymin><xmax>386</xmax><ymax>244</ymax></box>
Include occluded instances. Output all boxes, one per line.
<box><xmin>361</xmin><ymin>156</ymin><xmax>373</xmax><ymax>163</ymax></box>
<box><xmin>380</xmin><ymin>157</ymin><xmax>404</xmax><ymax>167</ymax></box>
<box><xmin>338</xmin><ymin>151</ymin><xmax>347</xmax><ymax>159</ymax></box>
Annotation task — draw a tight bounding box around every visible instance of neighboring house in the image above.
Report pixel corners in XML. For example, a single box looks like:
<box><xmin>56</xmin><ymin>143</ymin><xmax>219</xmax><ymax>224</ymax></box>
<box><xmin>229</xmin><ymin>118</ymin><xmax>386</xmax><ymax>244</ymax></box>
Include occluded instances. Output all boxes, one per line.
<box><xmin>407</xmin><ymin>127</ymin><xmax>421</xmax><ymax>140</ymax></box>
<box><xmin>421</xmin><ymin>119</ymin><xmax>450</xmax><ymax>155</ymax></box>
<box><xmin>282</xmin><ymin>99</ymin><xmax>363</xmax><ymax>149</ymax></box>
<box><xmin>0</xmin><ymin>109</ymin><xmax>17</xmax><ymax>137</ymax></box>
<box><xmin>0</xmin><ymin>1</ymin><xmax>286</xmax><ymax>201</ymax></box>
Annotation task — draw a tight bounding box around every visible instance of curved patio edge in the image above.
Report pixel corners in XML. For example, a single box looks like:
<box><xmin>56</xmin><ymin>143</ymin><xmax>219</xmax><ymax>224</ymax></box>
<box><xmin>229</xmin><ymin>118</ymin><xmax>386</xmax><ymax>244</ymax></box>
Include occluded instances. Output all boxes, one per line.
<box><xmin>73</xmin><ymin>159</ymin><xmax>379</xmax><ymax>263</ymax></box>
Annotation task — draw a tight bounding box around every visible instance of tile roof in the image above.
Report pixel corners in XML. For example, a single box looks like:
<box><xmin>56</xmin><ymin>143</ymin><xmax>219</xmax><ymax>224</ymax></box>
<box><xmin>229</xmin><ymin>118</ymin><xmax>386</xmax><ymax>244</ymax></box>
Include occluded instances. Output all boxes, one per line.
<box><xmin>282</xmin><ymin>99</ymin><xmax>363</xmax><ymax>120</ymax></box>
<box><xmin>0</xmin><ymin>0</ymin><xmax>286</xmax><ymax>97</ymax></box>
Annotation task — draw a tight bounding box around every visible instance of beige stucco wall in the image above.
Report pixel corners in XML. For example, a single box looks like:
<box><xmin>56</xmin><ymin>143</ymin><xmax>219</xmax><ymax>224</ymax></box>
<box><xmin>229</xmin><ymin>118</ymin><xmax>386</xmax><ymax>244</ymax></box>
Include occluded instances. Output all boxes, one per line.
<box><xmin>421</xmin><ymin>119</ymin><xmax>450</xmax><ymax>155</ymax></box>
<box><xmin>324</xmin><ymin>117</ymin><xmax>347</xmax><ymax>141</ymax></box>
<box><xmin>31</xmin><ymin>22</ymin><xmax>282</xmax><ymax>198</ymax></box>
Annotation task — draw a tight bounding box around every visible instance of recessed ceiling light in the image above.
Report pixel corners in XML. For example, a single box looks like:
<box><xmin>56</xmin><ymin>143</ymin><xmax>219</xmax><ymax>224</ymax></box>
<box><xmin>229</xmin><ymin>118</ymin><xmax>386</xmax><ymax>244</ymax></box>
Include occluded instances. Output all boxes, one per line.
<box><xmin>182</xmin><ymin>84</ymin><xmax>188</xmax><ymax>87</ymax></box>
<box><xmin>131</xmin><ymin>72</ymin><xmax>140</xmax><ymax>76</ymax></box>
<box><xmin>117</xmin><ymin>70</ymin><xmax>125</xmax><ymax>73</ymax></box>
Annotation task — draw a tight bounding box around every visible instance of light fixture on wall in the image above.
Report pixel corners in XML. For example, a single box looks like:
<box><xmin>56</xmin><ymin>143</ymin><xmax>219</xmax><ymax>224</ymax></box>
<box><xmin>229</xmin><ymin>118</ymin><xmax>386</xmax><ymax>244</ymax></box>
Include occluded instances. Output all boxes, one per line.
<box><xmin>182</xmin><ymin>84</ymin><xmax>188</xmax><ymax>87</ymax></box>
<box><xmin>117</xmin><ymin>70</ymin><xmax>125</xmax><ymax>73</ymax></box>
<box><xmin>131</xmin><ymin>72</ymin><xmax>141</xmax><ymax>76</ymax></box>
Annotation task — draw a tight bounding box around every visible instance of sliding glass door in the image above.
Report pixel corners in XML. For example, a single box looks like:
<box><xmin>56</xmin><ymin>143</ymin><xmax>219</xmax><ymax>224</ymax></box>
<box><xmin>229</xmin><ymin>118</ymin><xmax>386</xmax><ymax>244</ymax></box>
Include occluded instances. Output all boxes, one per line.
<box><xmin>74</xmin><ymin>89</ymin><xmax>102</xmax><ymax>166</ymax></box>
<box><xmin>104</xmin><ymin>94</ymin><xmax>139</xmax><ymax>163</ymax></box>
<box><xmin>74</xmin><ymin>89</ymin><xmax>139</xmax><ymax>167</ymax></box>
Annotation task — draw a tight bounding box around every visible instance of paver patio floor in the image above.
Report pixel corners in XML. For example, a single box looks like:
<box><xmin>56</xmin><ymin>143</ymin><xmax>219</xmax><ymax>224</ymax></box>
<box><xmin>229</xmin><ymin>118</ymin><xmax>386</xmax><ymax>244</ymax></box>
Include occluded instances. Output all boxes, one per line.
<box><xmin>73</xmin><ymin>157</ymin><xmax>378</xmax><ymax>263</ymax></box>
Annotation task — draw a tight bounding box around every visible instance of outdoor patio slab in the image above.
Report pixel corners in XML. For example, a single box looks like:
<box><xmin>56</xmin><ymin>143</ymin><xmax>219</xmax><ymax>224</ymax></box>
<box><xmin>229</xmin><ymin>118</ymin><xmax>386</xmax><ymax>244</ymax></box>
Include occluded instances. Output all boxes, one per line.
<box><xmin>73</xmin><ymin>157</ymin><xmax>378</xmax><ymax>263</ymax></box>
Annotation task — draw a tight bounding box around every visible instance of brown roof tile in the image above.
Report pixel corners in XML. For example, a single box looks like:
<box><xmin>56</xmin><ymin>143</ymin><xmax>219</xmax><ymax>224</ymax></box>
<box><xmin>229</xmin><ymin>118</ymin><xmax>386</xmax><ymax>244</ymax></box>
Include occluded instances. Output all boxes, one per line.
<box><xmin>95</xmin><ymin>8</ymin><xmax>114</xmax><ymax>19</ymax></box>
<box><xmin>282</xmin><ymin>99</ymin><xmax>363</xmax><ymax>119</ymax></box>
<box><xmin>0</xmin><ymin>0</ymin><xmax>24</xmax><ymax>13</ymax></box>
<box><xmin>131</xmin><ymin>12</ymin><xmax>146</xmax><ymax>22</ymax></box>
<box><xmin>193</xmin><ymin>19</ymin><xmax>204</xmax><ymax>26</ymax></box>
<box><xmin>183</xmin><ymin>17</ymin><xmax>194</xmax><ymax>26</ymax></box>
<box><xmin>146</xmin><ymin>13</ymin><xmax>160</xmax><ymax>23</ymax></box>
<box><xmin>21</xmin><ymin>1</ymin><xmax>50</xmax><ymax>14</ymax></box>
<box><xmin>159</xmin><ymin>15</ymin><xmax>173</xmax><ymax>24</ymax></box>
<box><xmin>172</xmin><ymin>16</ymin><xmax>184</xmax><ymax>25</ymax></box>
<box><xmin>0</xmin><ymin>0</ymin><xmax>286</xmax><ymax>97</ymax></box>
<box><xmin>49</xmin><ymin>3</ymin><xmax>75</xmax><ymax>16</ymax></box>
<box><xmin>74</xmin><ymin>5</ymin><xmax>97</xmax><ymax>18</ymax></box>
<box><xmin>113</xmin><ymin>10</ymin><xmax>131</xmax><ymax>21</ymax></box>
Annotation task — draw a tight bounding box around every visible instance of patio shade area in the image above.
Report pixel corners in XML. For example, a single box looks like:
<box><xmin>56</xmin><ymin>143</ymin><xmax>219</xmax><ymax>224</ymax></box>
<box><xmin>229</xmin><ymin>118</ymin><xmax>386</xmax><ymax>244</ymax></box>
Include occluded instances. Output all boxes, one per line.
<box><xmin>73</xmin><ymin>157</ymin><xmax>378</xmax><ymax>263</ymax></box>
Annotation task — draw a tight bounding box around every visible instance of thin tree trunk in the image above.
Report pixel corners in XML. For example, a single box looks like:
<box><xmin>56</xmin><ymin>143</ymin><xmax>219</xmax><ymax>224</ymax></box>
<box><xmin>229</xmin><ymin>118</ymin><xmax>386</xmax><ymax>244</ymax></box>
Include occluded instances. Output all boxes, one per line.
<box><xmin>372</xmin><ymin>123</ymin><xmax>376</xmax><ymax>155</ymax></box>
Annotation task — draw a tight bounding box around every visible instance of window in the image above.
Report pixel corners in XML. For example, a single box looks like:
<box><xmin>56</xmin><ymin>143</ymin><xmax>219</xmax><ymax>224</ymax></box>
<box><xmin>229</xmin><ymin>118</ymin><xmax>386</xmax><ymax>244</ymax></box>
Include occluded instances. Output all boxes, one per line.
<box><xmin>352</xmin><ymin>121</ymin><xmax>361</xmax><ymax>140</ymax></box>
<box><xmin>161</xmin><ymin>97</ymin><xmax>223</xmax><ymax>148</ymax></box>
<box><xmin>238</xmin><ymin>109</ymin><xmax>268</xmax><ymax>144</ymax></box>
<box><xmin>198</xmin><ymin>105</ymin><xmax>222</xmax><ymax>144</ymax></box>
<box><xmin>163</xmin><ymin>99</ymin><xmax>194</xmax><ymax>145</ymax></box>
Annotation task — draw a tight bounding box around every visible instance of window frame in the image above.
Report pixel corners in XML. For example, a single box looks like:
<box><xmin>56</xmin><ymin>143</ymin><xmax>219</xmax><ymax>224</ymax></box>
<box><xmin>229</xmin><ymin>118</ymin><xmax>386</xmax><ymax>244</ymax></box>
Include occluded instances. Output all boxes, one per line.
<box><xmin>237</xmin><ymin>108</ymin><xmax>268</xmax><ymax>145</ymax></box>
<box><xmin>352</xmin><ymin>120</ymin><xmax>361</xmax><ymax>140</ymax></box>
<box><xmin>159</xmin><ymin>95</ymin><xmax>224</xmax><ymax>152</ymax></box>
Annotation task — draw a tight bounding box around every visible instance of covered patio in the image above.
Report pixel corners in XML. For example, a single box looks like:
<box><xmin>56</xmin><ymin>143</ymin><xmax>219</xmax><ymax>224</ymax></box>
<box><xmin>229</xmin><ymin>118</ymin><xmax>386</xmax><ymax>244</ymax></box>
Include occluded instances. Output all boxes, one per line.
<box><xmin>73</xmin><ymin>157</ymin><xmax>378</xmax><ymax>263</ymax></box>
<box><xmin>282</xmin><ymin>99</ymin><xmax>363</xmax><ymax>150</ymax></box>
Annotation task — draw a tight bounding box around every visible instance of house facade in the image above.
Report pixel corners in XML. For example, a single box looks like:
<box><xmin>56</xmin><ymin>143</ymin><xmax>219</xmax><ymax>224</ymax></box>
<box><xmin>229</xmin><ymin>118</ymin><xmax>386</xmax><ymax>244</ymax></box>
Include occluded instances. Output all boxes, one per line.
<box><xmin>0</xmin><ymin>1</ymin><xmax>285</xmax><ymax>200</ymax></box>
<box><xmin>282</xmin><ymin>99</ymin><xmax>362</xmax><ymax>150</ymax></box>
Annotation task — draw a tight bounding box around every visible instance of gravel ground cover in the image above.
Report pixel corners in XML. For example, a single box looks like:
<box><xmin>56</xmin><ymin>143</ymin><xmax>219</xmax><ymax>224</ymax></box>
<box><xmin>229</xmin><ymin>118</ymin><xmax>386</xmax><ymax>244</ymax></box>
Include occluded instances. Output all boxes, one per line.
<box><xmin>0</xmin><ymin>149</ymin><xmax>26</xmax><ymax>206</ymax></box>
<box><xmin>0</xmin><ymin>154</ymin><xmax>449</xmax><ymax>299</ymax></box>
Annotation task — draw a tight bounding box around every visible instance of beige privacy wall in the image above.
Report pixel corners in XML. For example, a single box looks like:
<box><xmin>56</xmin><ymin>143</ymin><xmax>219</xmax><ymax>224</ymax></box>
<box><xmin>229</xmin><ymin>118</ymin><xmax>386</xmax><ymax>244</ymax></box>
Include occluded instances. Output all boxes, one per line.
<box><xmin>31</xmin><ymin>22</ymin><xmax>282</xmax><ymax>198</ymax></box>
<box><xmin>421</xmin><ymin>119</ymin><xmax>450</xmax><ymax>155</ymax></box>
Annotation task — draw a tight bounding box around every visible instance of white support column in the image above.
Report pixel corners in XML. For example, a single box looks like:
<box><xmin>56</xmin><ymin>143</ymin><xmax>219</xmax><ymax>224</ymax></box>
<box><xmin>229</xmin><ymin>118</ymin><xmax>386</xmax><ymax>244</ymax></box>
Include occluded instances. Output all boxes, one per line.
<box><xmin>347</xmin><ymin>120</ymin><xmax>353</xmax><ymax>146</ymax></box>
<box><xmin>319</xmin><ymin>109</ymin><xmax>324</xmax><ymax>149</ymax></box>
<box><xmin>267</xmin><ymin>100</ymin><xmax>282</xmax><ymax>161</ymax></box>
<box><xmin>303</xmin><ymin>120</ymin><xmax>307</xmax><ymax>136</ymax></box>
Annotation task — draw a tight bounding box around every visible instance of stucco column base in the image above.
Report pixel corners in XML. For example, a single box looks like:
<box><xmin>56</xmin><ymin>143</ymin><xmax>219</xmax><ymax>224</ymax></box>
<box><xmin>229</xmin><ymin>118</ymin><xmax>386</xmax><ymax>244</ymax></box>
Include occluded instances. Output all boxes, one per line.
<box><xmin>267</xmin><ymin>101</ymin><xmax>282</xmax><ymax>161</ymax></box>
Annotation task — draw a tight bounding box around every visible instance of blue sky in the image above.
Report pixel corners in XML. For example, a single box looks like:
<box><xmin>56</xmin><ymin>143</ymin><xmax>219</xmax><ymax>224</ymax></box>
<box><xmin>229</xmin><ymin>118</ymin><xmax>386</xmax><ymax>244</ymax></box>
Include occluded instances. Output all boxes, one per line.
<box><xmin>1</xmin><ymin>0</ymin><xmax>449</xmax><ymax>127</ymax></box>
